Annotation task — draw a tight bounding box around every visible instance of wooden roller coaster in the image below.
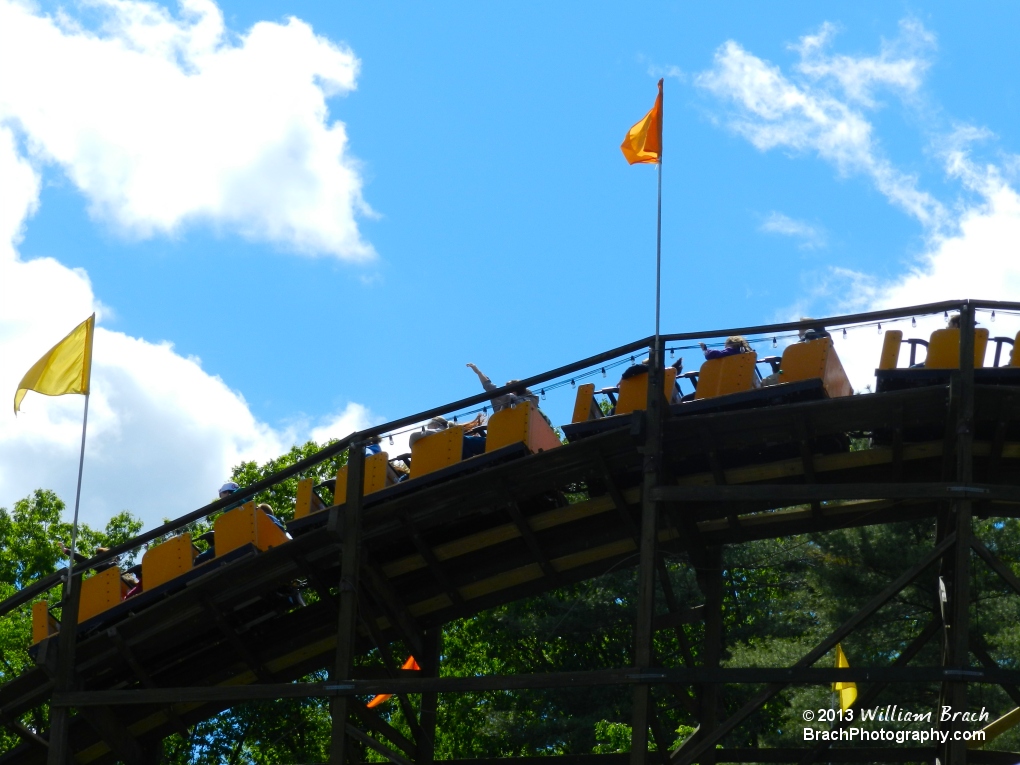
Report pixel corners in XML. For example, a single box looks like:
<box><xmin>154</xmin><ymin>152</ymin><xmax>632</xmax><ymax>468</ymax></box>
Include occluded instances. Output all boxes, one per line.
<box><xmin>2</xmin><ymin>299</ymin><xmax>1020</xmax><ymax>765</ymax></box>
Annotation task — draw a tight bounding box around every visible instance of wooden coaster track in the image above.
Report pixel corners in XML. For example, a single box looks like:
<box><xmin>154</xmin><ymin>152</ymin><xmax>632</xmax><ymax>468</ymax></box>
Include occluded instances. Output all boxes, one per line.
<box><xmin>2</xmin><ymin>299</ymin><xmax>1019</xmax><ymax>764</ymax></box>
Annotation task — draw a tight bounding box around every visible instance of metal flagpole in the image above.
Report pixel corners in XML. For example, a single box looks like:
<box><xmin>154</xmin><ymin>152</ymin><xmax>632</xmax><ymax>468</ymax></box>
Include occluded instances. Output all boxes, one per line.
<box><xmin>653</xmin><ymin>85</ymin><xmax>663</xmax><ymax>367</ymax></box>
<box><xmin>66</xmin><ymin>392</ymin><xmax>90</xmax><ymax>585</ymax></box>
<box><xmin>48</xmin><ymin>392</ymin><xmax>90</xmax><ymax>765</ymax></box>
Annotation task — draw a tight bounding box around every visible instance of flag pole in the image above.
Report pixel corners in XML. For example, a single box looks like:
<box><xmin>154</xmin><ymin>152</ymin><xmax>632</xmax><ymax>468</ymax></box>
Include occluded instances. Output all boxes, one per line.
<box><xmin>65</xmin><ymin>392</ymin><xmax>90</xmax><ymax>588</ymax></box>
<box><xmin>653</xmin><ymin>84</ymin><xmax>663</xmax><ymax>367</ymax></box>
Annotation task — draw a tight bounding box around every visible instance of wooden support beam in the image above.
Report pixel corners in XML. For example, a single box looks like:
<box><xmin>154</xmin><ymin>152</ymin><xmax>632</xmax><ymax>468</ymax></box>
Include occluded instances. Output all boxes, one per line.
<box><xmin>652</xmin><ymin>605</ymin><xmax>703</xmax><ymax>633</ymax></box>
<box><xmin>972</xmin><ymin>538</ymin><xmax>1020</xmax><ymax>598</ymax></box>
<box><xmin>987</xmin><ymin>396</ymin><xmax>1012</xmax><ymax>484</ymax></box>
<box><xmin>402</xmin><ymin>513</ymin><xmax>467</xmax><ymax>614</ymax></box>
<box><xmin>695</xmin><ymin>547</ymin><xmax>723</xmax><ymax>765</ymax></box>
<box><xmin>653</xmin><ymin>559</ymin><xmax>697</xmax><ymax>669</ymax></box>
<box><xmin>106</xmin><ymin>627</ymin><xmax>191</xmax><ymax>741</ymax></box>
<box><xmin>56</xmin><ymin>660</ymin><xmax>1020</xmax><ymax>708</ymax></box>
<box><xmin>672</xmin><ymin>534</ymin><xmax>957</xmax><ymax>765</ymax></box>
<box><xmin>345</xmin><ymin>722</ymin><xmax>415</xmax><ymax>765</ymax></box>
<box><xmin>890</xmin><ymin>404</ymin><xmax>905</xmax><ymax>481</ymax></box>
<box><xmin>331</xmin><ymin>444</ymin><xmax>365</xmax><ymax>765</ymax></box>
<box><xmin>77</xmin><ymin>705</ymin><xmax>147</xmax><ymax>765</ymax></box>
<box><xmin>504</xmin><ymin>497</ymin><xmax>558</xmax><ymax>580</ymax></box>
<box><xmin>597</xmin><ymin>455</ymin><xmax>640</xmax><ymax>541</ymax></box>
<box><xmin>945</xmin><ymin>303</ymin><xmax>976</xmax><ymax>765</ymax></box>
<box><xmin>0</xmin><ymin>712</ymin><xmax>49</xmax><ymax>750</ymax></box>
<box><xmin>355</xmin><ymin>591</ymin><xmax>425</xmax><ymax>746</ymax></box>
<box><xmin>202</xmin><ymin>596</ymin><xmax>275</xmax><ymax>683</ymax></box>
<box><xmin>800</xmin><ymin>618</ymin><xmax>940</xmax><ymax>764</ymax></box>
<box><xmin>418</xmin><ymin>628</ymin><xmax>442</xmax><ymax>765</ymax></box>
<box><xmin>700</xmin><ymin>426</ymin><xmax>742</xmax><ymax>542</ymax></box>
<box><xmin>795</xmin><ymin>420</ymin><xmax>822</xmax><ymax>518</ymax></box>
<box><xmin>971</xmin><ymin>635</ymin><xmax>1020</xmax><ymax>708</ymax></box>
<box><xmin>362</xmin><ymin>556</ymin><xmax>427</xmax><ymax>660</ymax></box>
<box><xmin>46</xmin><ymin>572</ymin><xmax>80</xmax><ymax>765</ymax></box>
<box><xmin>650</xmin><ymin>646</ymin><xmax>697</xmax><ymax>715</ymax></box>
<box><xmin>631</xmin><ymin>338</ymin><xmax>665</xmax><ymax>765</ymax></box>
<box><xmin>647</xmin><ymin>690</ymin><xmax>673</xmax><ymax>765</ymax></box>
<box><xmin>652</xmin><ymin>483</ymin><xmax>1020</xmax><ymax>503</ymax></box>
<box><xmin>352</xmin><ymin>700</ymin><xmax>417</xmax><ymax>757</ymax></box>
<box><xmin>426</xmin><ymin>753</ymin><xmax>1020</xmax><ymax>765</ymax></box>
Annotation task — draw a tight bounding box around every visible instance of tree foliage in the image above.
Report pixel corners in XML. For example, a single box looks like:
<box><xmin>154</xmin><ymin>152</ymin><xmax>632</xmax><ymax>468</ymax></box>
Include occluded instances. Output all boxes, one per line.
<box><xmin>0</xmin><ymin>490</ymin><xmax>141</xmax><ymax>754</ymax></box>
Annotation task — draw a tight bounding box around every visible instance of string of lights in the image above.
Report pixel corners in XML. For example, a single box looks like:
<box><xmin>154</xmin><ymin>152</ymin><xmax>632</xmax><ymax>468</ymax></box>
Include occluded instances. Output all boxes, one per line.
<box><xmin>376</xmin><ymin>312</ymin><xmax>978</xmax><ymax>444</ymax></box>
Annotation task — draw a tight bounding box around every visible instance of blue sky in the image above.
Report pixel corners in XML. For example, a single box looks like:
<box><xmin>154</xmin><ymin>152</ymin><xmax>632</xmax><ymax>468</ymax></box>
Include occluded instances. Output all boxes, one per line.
<box><xmin>3</xmin><ymin>0</ymin><xmax>1020</xmax><ymax>528</ymax></box>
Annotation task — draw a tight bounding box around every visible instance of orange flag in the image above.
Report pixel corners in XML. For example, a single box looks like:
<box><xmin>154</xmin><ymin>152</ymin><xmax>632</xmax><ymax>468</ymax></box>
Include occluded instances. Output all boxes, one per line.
<box><xmin>621</xmin><ymin>79</ymin><xmax>663</xmax><ymax>165</ymax></box>
<box><xmin>366</xmin><ymin>655</ymin><xmax>420</xmax><ymax>708</ymax></box>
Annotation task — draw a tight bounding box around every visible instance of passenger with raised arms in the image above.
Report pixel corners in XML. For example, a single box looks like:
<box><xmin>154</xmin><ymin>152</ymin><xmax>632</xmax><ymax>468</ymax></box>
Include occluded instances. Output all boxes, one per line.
<box><xmin>699</xmin><ymin>335</ymin><xmax>752</xmax><ymax>360</ymax></box>
<box><xmin>466</xmin><ymin>363</ymin><xmax>539</xmax><ymax>413</ymax></box>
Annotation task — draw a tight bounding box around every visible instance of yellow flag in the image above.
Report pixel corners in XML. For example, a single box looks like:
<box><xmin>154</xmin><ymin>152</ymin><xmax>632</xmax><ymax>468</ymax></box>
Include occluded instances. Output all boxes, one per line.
<box><xmin>14</xmin><ymin>314</ymin><xmax>95</xmax><ymax>414</ymax></box>
<box><xmin>621</xmin><ymin>79</ymin><xmax>663</xmax><ymax>165</ymax></box>
<box><xmin>832</xmin><ymin>643</ymin><xmax>857</xmax><ymax>712</ymax></box>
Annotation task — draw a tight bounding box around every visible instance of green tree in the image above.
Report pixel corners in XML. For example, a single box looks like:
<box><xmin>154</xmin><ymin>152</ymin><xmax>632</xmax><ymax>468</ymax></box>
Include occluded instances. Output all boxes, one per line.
<box><xmin>0</xmin><ymin>490</ymin><xmax>142</xmax><ymax>755</ymax></box>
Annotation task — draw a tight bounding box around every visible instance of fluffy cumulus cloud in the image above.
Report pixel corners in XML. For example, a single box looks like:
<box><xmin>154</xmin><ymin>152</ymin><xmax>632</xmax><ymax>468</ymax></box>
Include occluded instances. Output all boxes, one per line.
<box><xmin>0</xmin><ymin>0</ymin><xmax>373</xmax><ymax>259</ymax></box>
<box><xmin>698</xmin><ymin>20</ymin><xmax>1020</xmax><ymax>388</ymax></box>
<box><xmin>0</xmin><ymin>1</ymin><xmax>379</xmax><ymax>530</ymax></box>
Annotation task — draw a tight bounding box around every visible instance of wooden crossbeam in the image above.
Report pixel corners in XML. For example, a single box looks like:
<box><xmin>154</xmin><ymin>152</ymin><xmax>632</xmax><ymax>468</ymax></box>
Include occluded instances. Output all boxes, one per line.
<box><xmin>672</xmin><ymin>534</ymin><xmax>957</xmax><ymax>765</ymax></box>
<box><xmin>970</xmin><ymin>635</ymin><xmax>1020</xmax><ymax>708</ymax></box>
<box><xmin>76</xmin><ymin>705</ymin><xmax>147</xmax><ymax>765</ymax></box>
<box><xmin>653</xmin><ymin>483</ymin><xmax>1020</xmax><ymax>503</ymax></box>
<box><xmin>596</xmin><ymin>455</ymin><xmax>640</xmax><ymax>541</ymax></box>
<box><xmin>352</xmin><ymin>700</ymin><xmax>417</xmax><ymax>757</ymax></box>
<box><xmin>344</xmin><ymin>722</ymin><xmax>415</xmax><ymax>765</ymax></box>
<box><xmin>401</xmin><ymin>513</ymin><xmax>467</xmax><ymax>613</ymax></box>
<box><xmin>503</xmin><ymin>498</ymin><xmax>558</xmax><ymax>580</ymax></box>
<box><xmin>800</xmin><ymin>618</ymin><xmax>940</xmax><ymax>765</ymax></box>
<box><xmin>0</xmin><ymin>712</ymin><xmax>48</xmax><ymax>750</ymax></box>
<box><xmin>972</xmin><ymin>538</ymin><xmax>1020</xmax><ymax>597</ymax></box>
<box><xmin>106</xmin><ymin>627</ymin><xmax>191</xmax><ymax>741</ymax></box>
<box><xmin>59</xmin><ymin>665</ymin><xmax>1020</xmax><ymax>708</ymax></box>
<box><xmin>202</xmin><ymin>596</ymin><xmax>275</xmax><ymax>683</ymax></box>
<box><xmin>362</xmin><ymin>558</ymin><xmax>427</xmax><ymax>660</ymax></box>
<box><xmin>354</xmin><ymin>593</ymin><xmax>425</xmax><ymax>745</ymax></box>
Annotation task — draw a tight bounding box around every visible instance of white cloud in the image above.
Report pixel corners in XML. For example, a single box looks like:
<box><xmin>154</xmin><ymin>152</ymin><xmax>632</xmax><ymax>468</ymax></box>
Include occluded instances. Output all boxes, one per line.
<box><xmin>759</xmin><ymin>211</ymin><xmax>827</xmax><ymax>249</ymax></box>
<box><xmin>0</xmin><ymin>3</ymin><xmax>381</xmax><ymax>530</ymax></box>
<box><xmin>700</xmin><ymin>21</ymin><xmax>1020</xmax><ymax>390</ymax></box>
<box><xmin>0</xmin><ymin>0</ymin><xmax>373</xmax><ymax>259</ymax></box>
<box><xmin>0</xmin><ymin>238</ymin><xmax>380</xmax><ymax>528</ymax></box>
<box><xmin>791</xmin><ymin>19</ymin><xmax>933</xmax><ymax>107</ymax></box>
<box><xmin>309</xmin><ymin>403</ymin><xmax>382</xmax><ymax>445</ymax></box>
<box><xmin>696</xmin><ymin>25</ymin><xmax>945</xmax><ymax>229</ymax></box>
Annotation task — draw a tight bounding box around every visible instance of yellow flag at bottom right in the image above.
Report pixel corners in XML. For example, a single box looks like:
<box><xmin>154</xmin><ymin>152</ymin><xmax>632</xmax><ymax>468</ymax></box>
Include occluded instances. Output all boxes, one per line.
<box><xmin>833</xmin><ymin>643</ymin><xmax>857</xmax><ymax>712</ymax></box>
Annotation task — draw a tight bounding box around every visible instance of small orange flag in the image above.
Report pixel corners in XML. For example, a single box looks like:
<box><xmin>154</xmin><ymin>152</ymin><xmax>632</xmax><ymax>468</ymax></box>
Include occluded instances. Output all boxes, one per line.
<box><xmin>621</xmin><ymin>79</ymin><xmax>663</xmax><ymax>165</ymax></box>
<box><xmin>366</xmin><ymin>655</ymin><xmax>420</xmax><ymax>708</ymax></box>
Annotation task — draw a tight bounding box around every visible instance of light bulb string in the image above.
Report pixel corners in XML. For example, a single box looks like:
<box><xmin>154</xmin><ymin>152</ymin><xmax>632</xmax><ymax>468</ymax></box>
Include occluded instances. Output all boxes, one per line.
<box><xmin>376</xmin><ymin>312</ymin><xmax>1002</xmax><ymax>443</ymax></box>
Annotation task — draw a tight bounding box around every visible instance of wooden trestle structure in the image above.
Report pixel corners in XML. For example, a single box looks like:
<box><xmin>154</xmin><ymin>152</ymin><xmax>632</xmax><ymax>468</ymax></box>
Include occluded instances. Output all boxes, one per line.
<box><xmin>3</xmin><ymin>299</ymin><xmax>1020</xmax><ymax>764</ymax></box>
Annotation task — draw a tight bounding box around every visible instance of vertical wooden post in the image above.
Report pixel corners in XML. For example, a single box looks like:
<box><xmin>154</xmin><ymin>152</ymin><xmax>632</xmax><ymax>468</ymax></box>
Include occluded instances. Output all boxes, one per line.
<box><xmin>631</xmin><ymin>338</ymin><xmax>666</xmax><ymax>765</ymax></box>
<box><xmin>47</xmin><ymin>573</ymin><xmax>81</xmax><ymax>765</ymax></box>
<box><xmin>946</xmin><ymin>304</ymin><xmax>975</xmax><ymax>765</ymax></box>
<box><xmin>696</xmin><ymin>547</ymin><xmax>723</xmax><ymax>765</ymax></box>
<box><xmin>417</xmin><ymin>628</ymin><xmax>442</xmax><ymax>765</ymax></box>
<box><xmin>331</xmin><ymin>444</ymin><xmax>366</xmax><ymax>765</ymax></box>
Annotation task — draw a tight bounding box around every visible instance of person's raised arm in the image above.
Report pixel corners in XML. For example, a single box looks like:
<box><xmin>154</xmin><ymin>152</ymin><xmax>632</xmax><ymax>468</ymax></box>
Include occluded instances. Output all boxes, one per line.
<box><xmin>466</xmin><ymin>363</ymin><xmax>497</xmax><ymax>393</ymax></box>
